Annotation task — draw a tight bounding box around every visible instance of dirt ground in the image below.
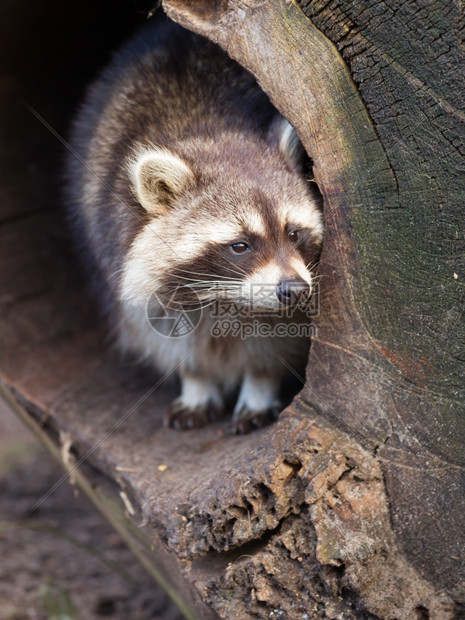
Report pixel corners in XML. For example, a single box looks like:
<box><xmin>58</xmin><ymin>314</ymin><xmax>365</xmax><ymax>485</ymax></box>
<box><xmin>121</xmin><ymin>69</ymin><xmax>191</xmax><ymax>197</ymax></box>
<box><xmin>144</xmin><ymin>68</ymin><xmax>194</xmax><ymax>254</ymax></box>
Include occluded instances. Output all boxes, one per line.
<box><xmin>0</xmin><ymin>398</ymin><xmax>184</xmax><ymax>620</ymax></box>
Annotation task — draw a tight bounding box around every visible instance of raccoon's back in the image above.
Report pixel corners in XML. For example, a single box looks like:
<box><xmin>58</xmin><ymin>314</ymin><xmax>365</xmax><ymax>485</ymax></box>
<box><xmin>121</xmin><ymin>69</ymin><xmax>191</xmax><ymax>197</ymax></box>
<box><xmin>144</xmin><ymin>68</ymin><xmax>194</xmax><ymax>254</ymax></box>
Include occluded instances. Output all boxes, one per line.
<box><xmin>65</xmin><ymin>16</ymin><xmax>276</xmax><ymax>316</ymax></box>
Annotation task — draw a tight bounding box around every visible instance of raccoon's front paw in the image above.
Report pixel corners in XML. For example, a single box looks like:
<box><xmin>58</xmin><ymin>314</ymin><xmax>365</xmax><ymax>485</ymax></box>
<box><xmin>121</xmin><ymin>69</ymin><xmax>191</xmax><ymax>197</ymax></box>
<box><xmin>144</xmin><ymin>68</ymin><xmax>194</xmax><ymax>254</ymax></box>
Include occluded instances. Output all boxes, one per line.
<box><xmin>164</xmin><ymin>398</ymin><xmax>223</xmax><ymax>430</ymax></box>
<box><xmin>232</xmin><ymin>403</ymin><xmax>281</xmax><ymax>435</ymax></box>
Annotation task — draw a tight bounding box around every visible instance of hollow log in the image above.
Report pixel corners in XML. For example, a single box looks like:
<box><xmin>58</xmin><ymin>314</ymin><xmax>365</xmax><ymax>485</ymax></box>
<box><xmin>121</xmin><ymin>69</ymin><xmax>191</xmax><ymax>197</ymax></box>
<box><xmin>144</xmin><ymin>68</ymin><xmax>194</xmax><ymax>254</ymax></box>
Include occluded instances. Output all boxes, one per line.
<box><xmin>162</xmin><ymin>0</ymin><xmax>465</xmax><ymax>600</ymax></box>
<box><xmin>0</xmin><ymin>0</ymin><xmax>463</xmax><ymax>618</ymax></box>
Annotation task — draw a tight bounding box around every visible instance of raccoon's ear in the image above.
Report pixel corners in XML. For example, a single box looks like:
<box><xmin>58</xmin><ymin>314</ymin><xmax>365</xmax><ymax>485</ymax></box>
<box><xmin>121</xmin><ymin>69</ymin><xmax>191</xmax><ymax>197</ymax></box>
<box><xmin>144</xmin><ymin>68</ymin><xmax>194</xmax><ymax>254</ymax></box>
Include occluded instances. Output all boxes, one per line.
<box><xmin>275</xmin><ymin>118</ymin><xmax>306</xmax><ymax>171</ymax></box>
<box><xmin>129</xmin><ymin>147</ymin><xmax>195</xmax><ymax>215</ymax></box>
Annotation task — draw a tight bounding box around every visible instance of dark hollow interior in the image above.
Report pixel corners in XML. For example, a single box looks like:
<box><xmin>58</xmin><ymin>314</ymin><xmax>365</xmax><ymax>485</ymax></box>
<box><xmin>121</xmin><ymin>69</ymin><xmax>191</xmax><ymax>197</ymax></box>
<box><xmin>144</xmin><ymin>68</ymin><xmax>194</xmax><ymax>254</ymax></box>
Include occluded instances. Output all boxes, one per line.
<box><xmin>1</xmin><ymin>0</ymin><xmax>153</xmax><ymax>320</ymax></box>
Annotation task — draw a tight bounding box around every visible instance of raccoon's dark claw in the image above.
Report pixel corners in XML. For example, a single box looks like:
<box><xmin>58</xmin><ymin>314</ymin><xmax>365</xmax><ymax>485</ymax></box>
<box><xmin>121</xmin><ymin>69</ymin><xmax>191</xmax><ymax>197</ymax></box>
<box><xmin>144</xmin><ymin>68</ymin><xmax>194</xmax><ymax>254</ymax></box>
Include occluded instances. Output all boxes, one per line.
<box><xmin>164</xmin><ymin>399</ymin><xmax>222</xmax><ymax>430</ymax></box>
<box><xmin>232</xmin><ymin>403</ymin><xmax>281</xmax><ymax>435</ymax></box>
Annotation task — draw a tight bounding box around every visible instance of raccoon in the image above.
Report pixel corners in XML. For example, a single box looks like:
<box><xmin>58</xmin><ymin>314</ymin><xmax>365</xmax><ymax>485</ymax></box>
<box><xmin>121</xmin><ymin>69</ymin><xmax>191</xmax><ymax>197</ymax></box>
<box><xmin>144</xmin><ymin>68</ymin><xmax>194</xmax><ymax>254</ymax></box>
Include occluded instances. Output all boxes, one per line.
<box><xmin>66</xmin><ymin>16</ymin><xmax>323</xmax><ymax>434</ymax></box>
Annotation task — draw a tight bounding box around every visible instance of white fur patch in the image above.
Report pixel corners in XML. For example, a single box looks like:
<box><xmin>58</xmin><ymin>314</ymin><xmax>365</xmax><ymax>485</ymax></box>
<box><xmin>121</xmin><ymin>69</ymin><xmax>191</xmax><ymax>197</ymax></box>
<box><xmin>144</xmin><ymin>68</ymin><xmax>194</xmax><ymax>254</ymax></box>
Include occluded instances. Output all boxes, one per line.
<box><xmin>251</xmin><ymin>261</ymin><xmax>284</xmax><ymax>287</ymax></box>
<box><xmin>240</xmin><ymin>261</ymin><xmax>282</xmax><ymax>308</ymax></box>
<box><xmin>240</xmin><ymin>258</ymin><xmax>311</xmax><ymax>308</ymax></box>
<box><xmin>187</xmin><ymin>218</ymin><xmax>245</xmax><ymax>246</ymax></box>
<box><xmin>283</xmin><ymin>200</ymin><xmax>324</xmax><ymax>243</ymax></box>
<box><xmin>245</xmin><ymin>211</ymin><xmax>267</xmax><ymax>236</ymax></box>
<box><xmin>234</xmin><ymin>375</ymin><xmax>279</xmax><ymax>414</ymax></box>
<box><xmin>121</xmin><ymin>226</ymin><xmax>171</xmax><ymax>307</ymax></box>
<box><xmin>128</xmin><ymin>146</ymin><xmax>194</xmax><ymax>213</ymax></box>
<box><xmin>279</xmin><ymin>119</ymin><xmax>302</xmax><ymax>167</ymax></box>
<box><xmin>180</xmin><ymin>375</ymin><xmax>223</xmax><ymax>409</ymax></box>
<box><xmin>120</xmin><ymin>215</ymin><xmax>246</xmax><ymax>310</ymax></box>
<box><xmin>290</xmin><ymin>256</ymin><xmax>313</xmax><ymax>283</ymax></box>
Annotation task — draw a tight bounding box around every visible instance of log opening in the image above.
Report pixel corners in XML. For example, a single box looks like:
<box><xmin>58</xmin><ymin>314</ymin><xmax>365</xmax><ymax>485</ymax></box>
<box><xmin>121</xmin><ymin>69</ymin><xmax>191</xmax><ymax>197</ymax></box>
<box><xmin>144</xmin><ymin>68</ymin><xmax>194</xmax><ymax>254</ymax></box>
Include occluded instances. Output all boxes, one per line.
<box><xmin>1</xmin><ymin>0</ymin><xmax>463</xmax><ymax>617</ymax></box>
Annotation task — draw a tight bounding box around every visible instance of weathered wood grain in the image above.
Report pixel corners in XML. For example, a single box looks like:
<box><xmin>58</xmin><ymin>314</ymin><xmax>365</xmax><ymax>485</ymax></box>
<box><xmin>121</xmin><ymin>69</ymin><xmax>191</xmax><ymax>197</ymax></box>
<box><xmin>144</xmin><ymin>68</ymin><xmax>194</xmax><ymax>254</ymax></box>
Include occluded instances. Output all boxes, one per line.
<box><xmin>162</xmin><ymin>0</ymin><xmax>465</xmax><ymax>602</ymax></box>
<box><xmin>0</xmin><ymin>0</ymin><xmax>462</xmax><ymax>617</ymax></box>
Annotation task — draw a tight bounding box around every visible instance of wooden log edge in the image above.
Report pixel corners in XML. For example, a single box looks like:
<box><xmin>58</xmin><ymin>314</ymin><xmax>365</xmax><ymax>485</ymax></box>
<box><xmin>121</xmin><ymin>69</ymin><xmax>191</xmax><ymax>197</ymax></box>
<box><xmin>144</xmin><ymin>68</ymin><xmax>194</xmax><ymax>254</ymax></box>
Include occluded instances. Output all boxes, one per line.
<box><xmin>0</xmin><ymin>383</ymin><xmax>214</xmax><ymax>620</ymax></box>
<box><xmin>1</xmin><ymin>380</ymin><xmax>455</xmax><ymax>619</ymax></box>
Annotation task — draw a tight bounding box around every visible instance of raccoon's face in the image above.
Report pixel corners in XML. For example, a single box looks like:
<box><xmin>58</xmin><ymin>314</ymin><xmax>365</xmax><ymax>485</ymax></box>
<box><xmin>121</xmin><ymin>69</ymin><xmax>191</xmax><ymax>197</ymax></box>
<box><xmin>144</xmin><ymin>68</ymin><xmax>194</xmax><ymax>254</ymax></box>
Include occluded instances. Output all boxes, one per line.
<box><xmin>121</xmin><ymin>122</ymin><xmax>323</xmax><ymax>315</ymax></box>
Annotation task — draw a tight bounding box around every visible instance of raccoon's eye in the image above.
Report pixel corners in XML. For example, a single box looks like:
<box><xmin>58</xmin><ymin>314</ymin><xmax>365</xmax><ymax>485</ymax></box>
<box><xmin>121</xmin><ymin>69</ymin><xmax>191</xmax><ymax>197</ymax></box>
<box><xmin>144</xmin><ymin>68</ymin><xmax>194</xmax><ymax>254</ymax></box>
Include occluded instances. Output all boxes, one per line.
<box><xmin>288</xmin><ymin>230</ymin><xmax>299</xmax><ymax>242</ymax></box>
<box><xmin>231</xmin><ymin>242</ymin><xmax>249</xmax><ymax>254</ymax></box>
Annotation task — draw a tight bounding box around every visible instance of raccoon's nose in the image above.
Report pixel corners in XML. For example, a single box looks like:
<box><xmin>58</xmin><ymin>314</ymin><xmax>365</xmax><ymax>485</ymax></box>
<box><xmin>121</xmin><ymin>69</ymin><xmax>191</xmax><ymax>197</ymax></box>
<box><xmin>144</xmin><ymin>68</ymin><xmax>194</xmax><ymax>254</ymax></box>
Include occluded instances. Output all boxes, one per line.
<box><xmin>276</xmin><ymin>278</ymin><xmax>310</xmax><ymax>306</ymax></box>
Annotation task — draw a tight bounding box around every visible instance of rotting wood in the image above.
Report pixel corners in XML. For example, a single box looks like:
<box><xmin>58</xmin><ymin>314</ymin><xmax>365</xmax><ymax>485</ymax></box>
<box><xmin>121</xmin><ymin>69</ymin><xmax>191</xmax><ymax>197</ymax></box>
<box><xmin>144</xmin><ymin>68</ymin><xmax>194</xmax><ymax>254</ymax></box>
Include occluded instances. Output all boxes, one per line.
<box><xmin>1</xmin><ymin>0</ymin><xmax>463</xmax><ymax>617</ymax></box>
<box><xmin>0</xmin><ymin>386</ymin><xmax>215</xmax><ymax>620</ymax></box>
<box><xmin>161</xmin><ymin>0</ymin><xmax>465</xmax><ymax>602</ymax></box>
<box><xmin>0</xmin><ymin>384</ymin><xmax>454</xmax><ymax>618</ymax></box>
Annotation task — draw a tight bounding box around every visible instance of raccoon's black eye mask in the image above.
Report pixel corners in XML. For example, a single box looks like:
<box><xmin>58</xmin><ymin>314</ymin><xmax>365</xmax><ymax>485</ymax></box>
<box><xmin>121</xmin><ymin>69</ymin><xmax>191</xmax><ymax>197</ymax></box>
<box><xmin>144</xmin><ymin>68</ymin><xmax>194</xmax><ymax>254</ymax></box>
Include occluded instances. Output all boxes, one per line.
<box><xmin>229</xmin><ymin>230</ymin><xmax>300</xmax><ymax>255</ymax></box>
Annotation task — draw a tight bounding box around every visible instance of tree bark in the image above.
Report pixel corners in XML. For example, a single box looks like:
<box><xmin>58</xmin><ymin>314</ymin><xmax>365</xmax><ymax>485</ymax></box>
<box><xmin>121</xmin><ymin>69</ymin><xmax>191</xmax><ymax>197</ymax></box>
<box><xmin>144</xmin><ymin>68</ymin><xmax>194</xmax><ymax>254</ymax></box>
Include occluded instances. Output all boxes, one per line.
<box><xmin>0</xmin><ymin>0</ymin><xmax>463</xmax><ymax>617</ymax></box>
<box><xmin>162</xmin><ymin>0</ymin><xmax>465</xmax><ymax>602</ymax></box>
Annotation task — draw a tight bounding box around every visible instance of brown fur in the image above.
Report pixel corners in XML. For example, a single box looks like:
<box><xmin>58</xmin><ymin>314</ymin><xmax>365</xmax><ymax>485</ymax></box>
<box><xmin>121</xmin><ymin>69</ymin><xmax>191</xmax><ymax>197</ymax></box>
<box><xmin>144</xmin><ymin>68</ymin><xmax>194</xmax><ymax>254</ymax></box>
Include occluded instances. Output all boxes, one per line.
<box><xmin>65</xmin><ymin>16</ymin><xmax>323</xmax><ymax>433</ymax></box>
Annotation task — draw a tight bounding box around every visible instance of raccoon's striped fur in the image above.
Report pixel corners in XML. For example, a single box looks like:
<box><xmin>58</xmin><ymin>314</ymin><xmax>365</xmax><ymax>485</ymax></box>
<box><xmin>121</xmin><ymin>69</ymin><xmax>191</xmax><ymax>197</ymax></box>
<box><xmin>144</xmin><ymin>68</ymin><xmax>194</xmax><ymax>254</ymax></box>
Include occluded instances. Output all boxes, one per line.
<box><xmin>66</xmin><ymin>16</ymin><xmax>323</xmax><ymax>433</ymax></box>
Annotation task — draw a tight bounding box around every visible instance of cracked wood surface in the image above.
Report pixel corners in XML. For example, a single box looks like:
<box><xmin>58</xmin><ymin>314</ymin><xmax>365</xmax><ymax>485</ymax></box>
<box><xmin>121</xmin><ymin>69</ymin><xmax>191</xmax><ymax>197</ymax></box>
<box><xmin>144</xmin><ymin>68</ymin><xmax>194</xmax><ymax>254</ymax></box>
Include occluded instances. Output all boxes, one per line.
<box><xmin>295</xmin><ymin>0</ymin><xmax>465</xmax><ymax>592</ymax></box>
<box><xmin>0</xmin><ymin>0</ymin><xmax>463</xmax><ymax>618</ymax></box>
<box><xmin>162</xmin><ymin>0</ymin><xmax>465</xmax><ymax>602</ymax></box>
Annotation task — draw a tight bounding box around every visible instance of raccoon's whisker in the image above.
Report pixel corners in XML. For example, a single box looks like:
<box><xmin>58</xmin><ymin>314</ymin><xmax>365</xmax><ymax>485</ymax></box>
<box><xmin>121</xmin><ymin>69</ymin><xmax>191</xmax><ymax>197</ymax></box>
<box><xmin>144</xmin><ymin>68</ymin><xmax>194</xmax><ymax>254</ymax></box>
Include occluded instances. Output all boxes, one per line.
<box><xmin>189</xmin><ymin>283</ymin><xmax>242</xmax><ymax>291</ymax></box>
<box><xmin>182</xmin><ymin>279</ymin><xmax>241</xmax><ymax>286</ymax></box>
<box><xmin>196</xmin><ymin>283</ymin><xmax>241</xmax><ymax>291</ymax></box>
<box><xmin>182</xmin><ymin>290</ymin><xmax>240</xmax><ymax>302</ymax></box>
<box><xmin>199</xmin><ymin>298</ymin><xmax>221</xmax><ymax>309</ymax></box>
<box><xmin>170</xmin><ymin>281</ymin><xmax>242</xmax><ymax>292</ymax></box>
<box><xmin>176</xmin><ymin>265</ymin><xmax>247</xmax><ymax>281</ymax></box>
<box><xmin>221</xmin><ymin>258</ymin><xmax>248</xmax><ymax>278</ymax></box>
<box><xmin>173</xmin><ymin>281</ymin><xmax>222</xmax><ymax>290</ymax></box>
<box><xmin>172</xmin><ymin>262</ymin><xmax>247</xmax><ymax>282</ymax></box>
<box><xmin>162</xmin><ymin>282</ymin><xmax>242</xmax><ymax>299</ymax></box>
<box><xmin>181</xmin><ymin>287</ymin><xmax>243</xmax><ymax>304</ymax></box>
<box><xmin>177</xmin><ymin>259</ymin><xmax>247</xmax><ymax>280</ymax></box>
<box><xmin>167</xmin><ymin>277</ymin><xmax>242</xmax><ymax>293</ymax></box>
<box><xmin>169</xmin><ymin>274</ymin><xmax>220</xmax><ymax>284</ymax></box>
<box><xmin>306</xmin><ymin>260</ymin><xmax>320</xmax><ymax>272</ymax></box>
<box><xmin>174</xmin><ymin>281</ymin><xmax>222</xmax><ymax>288</ymax></box>
<box><xmin>172</xmin><ymin>267</ymin><xmax>237</xmax><ymax>281</ymax></box>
